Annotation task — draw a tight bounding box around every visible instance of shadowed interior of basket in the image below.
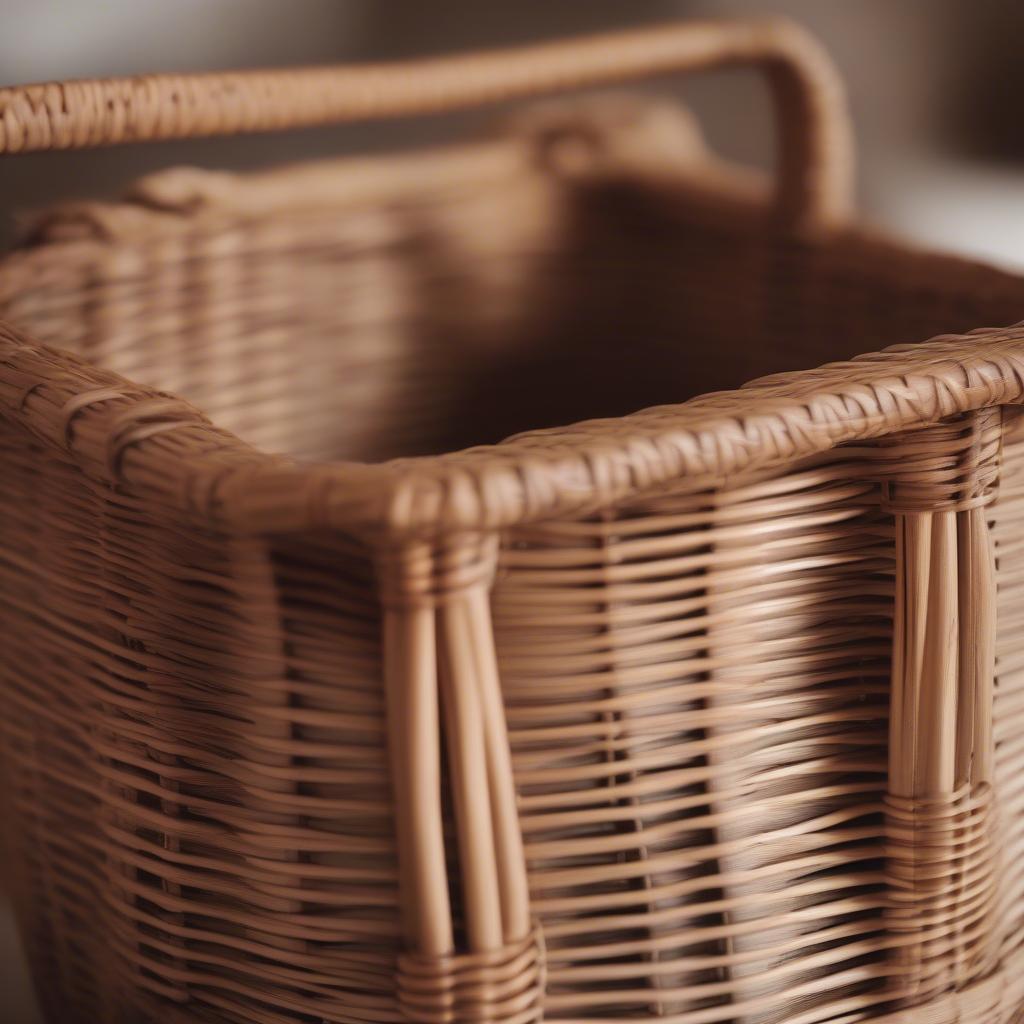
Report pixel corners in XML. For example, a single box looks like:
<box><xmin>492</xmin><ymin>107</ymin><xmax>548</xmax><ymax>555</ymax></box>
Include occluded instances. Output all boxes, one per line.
<box><xmin>4</xmin><ymin>151</ymin><xmax>1024</xmax><ymax>465</ymax></box>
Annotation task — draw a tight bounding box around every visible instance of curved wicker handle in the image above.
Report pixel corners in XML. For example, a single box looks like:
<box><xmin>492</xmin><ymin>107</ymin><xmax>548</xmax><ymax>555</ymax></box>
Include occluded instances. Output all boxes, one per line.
<box><xmin>0</xmin><ymin>16</ymin><xmax>852</xmax><ymax>229</ymax></box>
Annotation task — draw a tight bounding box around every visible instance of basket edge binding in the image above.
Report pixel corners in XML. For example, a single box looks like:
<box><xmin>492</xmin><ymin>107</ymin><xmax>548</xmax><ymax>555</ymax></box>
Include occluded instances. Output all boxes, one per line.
<box><xmin>2</xmin><ymin>319</ymin><xmax>1024</xmax><ymax>541</ymax></box>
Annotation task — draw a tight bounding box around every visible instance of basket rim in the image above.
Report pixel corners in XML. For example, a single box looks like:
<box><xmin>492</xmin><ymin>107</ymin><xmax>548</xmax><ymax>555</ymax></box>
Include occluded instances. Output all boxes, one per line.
<box><xmin>3</xmin><ymin>69</ymin><xmax>1021</xmax><ymax>543</ymax></box>
<box><xmin>3</xmin><ymin>315</ymin><xmax>1024</xmax><ymax>542</ymax></box>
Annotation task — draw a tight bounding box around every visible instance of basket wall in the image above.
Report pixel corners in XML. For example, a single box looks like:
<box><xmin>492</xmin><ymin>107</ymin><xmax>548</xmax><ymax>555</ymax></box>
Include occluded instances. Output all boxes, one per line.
<box><xmin>6</xmin><ymin>415</ymin><xmax>1024</xmax><ymax>1023</ymax></box>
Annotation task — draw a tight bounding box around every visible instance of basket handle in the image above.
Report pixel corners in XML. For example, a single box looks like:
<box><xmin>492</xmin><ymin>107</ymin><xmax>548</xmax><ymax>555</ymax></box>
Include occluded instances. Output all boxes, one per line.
<box><xmin>0</xmin><ymin>16</ymin><xmax>852</xmax><ymax>230</ymax></box>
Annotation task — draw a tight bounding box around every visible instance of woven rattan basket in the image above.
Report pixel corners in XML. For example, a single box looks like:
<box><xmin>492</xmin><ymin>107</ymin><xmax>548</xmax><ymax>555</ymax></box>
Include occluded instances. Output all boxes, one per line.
<box><xmin>3</xmin><ymin>16</ymin><xmax>1024</xmax><ymax>1024</ymax></box>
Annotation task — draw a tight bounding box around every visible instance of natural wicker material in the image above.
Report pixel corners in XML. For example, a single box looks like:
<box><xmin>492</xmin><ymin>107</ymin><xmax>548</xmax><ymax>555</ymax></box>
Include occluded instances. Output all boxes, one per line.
<box><xmin>1</xmin><ymin>16</ymin><xmax>1024</xmax><ymax>1024</ymax></box>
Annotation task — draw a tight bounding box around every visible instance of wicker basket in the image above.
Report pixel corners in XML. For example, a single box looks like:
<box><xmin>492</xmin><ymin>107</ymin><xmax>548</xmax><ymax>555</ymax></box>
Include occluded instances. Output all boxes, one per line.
<box><xmin>2</xmin><ymin>16</ymin><xmax>1024</xmax><ymax>1024</ymax></box>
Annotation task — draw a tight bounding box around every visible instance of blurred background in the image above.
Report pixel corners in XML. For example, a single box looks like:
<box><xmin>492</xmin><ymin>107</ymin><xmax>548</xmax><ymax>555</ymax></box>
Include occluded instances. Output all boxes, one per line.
<box><xmin>3</xmin><ymin>0</ymin><xmax>1024</xmax><ymax>263</ymax></box>
<box><xmin>2</xmin><ymin>1</ymin><xmax>1023</xmax><ymax>1020</ymax></box>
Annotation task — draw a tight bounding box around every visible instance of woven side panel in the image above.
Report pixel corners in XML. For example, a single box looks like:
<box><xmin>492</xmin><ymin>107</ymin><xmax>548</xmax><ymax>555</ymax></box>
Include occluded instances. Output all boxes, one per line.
<box><xmin>493</xmin><ymin>450</ymin><xmax>895</xmax><ymax>1024</ymax></box>
<box><xmin>0</xmin><ymin>423</ymin><xmax>116</xmax><ymax>1022</ymax></box>
<box><xmin>991</xmin><ymin>423</ymin><xmax>1024</xmax><ymax>971</ymax></box>
<box><xmin>0</xmin><ymin>413</ymin><xmax>402</xmax><ymax>1023</ymax></box>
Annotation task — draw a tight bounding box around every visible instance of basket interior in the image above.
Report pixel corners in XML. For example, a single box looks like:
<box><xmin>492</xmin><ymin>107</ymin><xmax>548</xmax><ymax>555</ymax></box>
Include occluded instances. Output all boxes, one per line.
<box><xmin>3</xmin><ymin>140</ymin><xmax>1024</xmax><ymax>465</ymax></box>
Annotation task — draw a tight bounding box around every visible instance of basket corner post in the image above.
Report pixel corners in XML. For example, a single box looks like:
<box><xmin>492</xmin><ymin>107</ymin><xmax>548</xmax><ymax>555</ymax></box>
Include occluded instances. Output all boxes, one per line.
<box><xmin>878</xmin><ymin>406</ymin><xmax>1006</xmax><ymax>1006</ymax></box>
<box><xmin>374</xmin><ymin>532</ymin><xmax>544</xmax><ymax>1024</ymax></box>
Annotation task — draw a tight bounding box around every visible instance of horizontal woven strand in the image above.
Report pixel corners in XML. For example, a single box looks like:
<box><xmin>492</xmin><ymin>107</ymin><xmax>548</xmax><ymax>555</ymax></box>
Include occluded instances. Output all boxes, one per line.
<box><xmin>397</xmin><ymin>927</ymin><xmax>545</xmax><ymax>1024</ymax></box>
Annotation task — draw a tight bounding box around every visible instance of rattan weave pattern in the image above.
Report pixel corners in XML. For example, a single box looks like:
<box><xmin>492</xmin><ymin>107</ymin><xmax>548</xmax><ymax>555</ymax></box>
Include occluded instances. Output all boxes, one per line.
<box><xmin>2</xmin><ymin>15</ymin><xmax>1024</xmax><ymax>1024</ymax></box>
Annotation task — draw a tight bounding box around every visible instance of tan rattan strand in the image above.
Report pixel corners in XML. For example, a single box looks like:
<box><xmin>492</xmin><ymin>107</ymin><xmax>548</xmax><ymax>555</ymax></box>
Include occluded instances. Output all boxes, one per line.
<box><xmin>1</xmin><ymin>16</ymin><xmax>1024</xmax><ymax>1024</ymax></box>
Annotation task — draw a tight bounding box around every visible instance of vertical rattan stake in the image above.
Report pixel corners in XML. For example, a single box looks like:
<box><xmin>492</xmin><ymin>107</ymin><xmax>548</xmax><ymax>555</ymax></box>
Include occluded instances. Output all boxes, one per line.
<box><xmin>880</xmin><ymin>409</ymin><xmax>1004</xmax><ymax>1005</ymax></box>
<box><xmin>378</xmin><ymin>536</ymin><xmax>543</xmax><ymax>1024</ymax></box>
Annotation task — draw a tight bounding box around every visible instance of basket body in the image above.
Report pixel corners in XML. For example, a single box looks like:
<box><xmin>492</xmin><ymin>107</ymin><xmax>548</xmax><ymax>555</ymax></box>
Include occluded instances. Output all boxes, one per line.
<box><xmin>3</xmin><ymin>21</ymin><xmax>1024</xmax><ymax>1024</ymax></box>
